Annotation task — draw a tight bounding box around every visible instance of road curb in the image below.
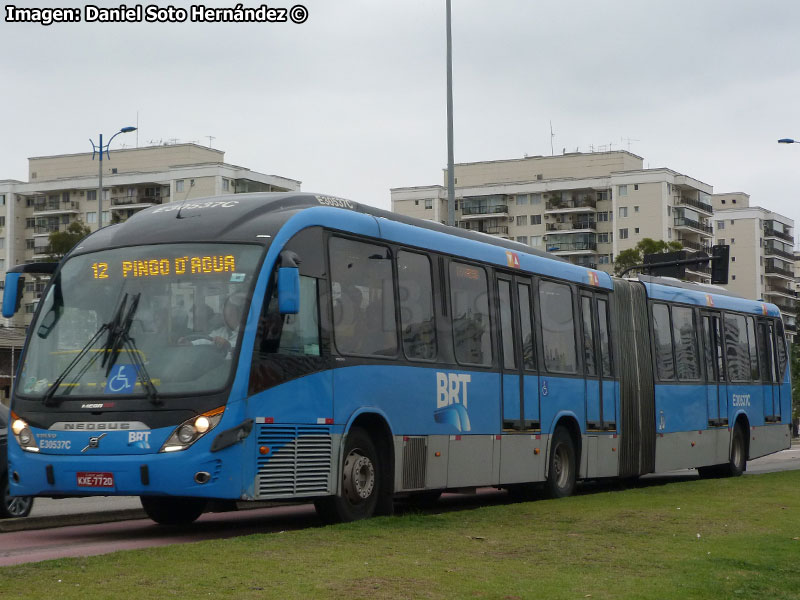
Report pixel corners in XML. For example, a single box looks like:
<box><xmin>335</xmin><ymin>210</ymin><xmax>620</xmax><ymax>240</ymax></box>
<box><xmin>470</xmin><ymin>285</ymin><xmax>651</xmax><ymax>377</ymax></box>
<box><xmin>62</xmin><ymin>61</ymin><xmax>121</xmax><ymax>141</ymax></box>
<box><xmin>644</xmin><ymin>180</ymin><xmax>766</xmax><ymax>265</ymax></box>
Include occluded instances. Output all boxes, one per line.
<box><xmin>0</xmin><ymin>509</ymin><xmax>147</xmax><ymax>533</ymax></box>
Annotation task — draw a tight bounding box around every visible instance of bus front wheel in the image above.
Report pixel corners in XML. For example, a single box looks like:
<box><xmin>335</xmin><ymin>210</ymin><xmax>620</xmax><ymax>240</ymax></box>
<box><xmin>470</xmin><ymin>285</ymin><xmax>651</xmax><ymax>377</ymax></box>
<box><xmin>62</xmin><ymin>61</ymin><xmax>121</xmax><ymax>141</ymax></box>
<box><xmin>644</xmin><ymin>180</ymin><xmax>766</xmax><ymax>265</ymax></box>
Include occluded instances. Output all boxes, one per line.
<box><xmin>315</xmin><ymin>427</ymin><xmax>380</xmax><ymax>523</ymax></box>
<box><xmin>140</xmin><ymin>496</ymin><xmax>207</xmax><ymax>525</ymax></box>
<box><xmin>544</xmin><ymin>427</ymin><xmax>577</xmax><ymax>499</ymax></box>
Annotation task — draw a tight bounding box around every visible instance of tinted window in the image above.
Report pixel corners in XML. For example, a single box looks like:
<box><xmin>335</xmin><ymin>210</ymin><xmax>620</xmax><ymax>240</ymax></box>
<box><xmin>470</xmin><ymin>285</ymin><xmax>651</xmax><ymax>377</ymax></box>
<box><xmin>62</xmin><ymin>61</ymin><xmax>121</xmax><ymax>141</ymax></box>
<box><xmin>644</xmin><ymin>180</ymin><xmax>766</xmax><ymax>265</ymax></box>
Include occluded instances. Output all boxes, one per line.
<box><xmin>597</xmin><ymin>298</ymin><xmax>613</xmax><ymax>377</ymax></box>
<box><xmin>746</xmin><ymin>317</ymin><xmax>759</xmax><ymax>380</ymax></box>
<box><xmin>518</xmin><ymin>283</ymin><xmax>536</xmax><ymax>371</ymax></box>
<box><xmin>581</xmin><ymin>296</ymin><xmax>596</xmax><ymax>376</ymax></box>
<box><xmin>539</xmin><ymin>281</ymin><xmax>576</xmax><ymax>373</ymax></box>
<box><xmin>652</xmin><ymin>303</ymin><xmax>675</xmax><ymax>380</ymax></box>
<box><xmin>776</xmin><ymin>321</ymin><xmax>788</xmax><ymax>380</ymax></box>
<box><xmin>757</xmin><ymin>322</ymin><xmax>773</xmax><ymax>383</ymax></box>
<box><xmin>397</xmin><ymin>251</ymin><xmax>436</xmax><ymax>361</ymax></box>
<box><xmin>724</xmin><ymin>314</ymin><xmax>750</xmax><ymax>382</ymax></box>
<box><xmin>672</xmin><ymin>306</ymin><xmax>699</xmax><ymax>381</ymax></box>
<box><xmin>702</xmin><ymin>316</ymin><xmax>715</xmax><ymax>382</ymax></box>
<box><xmin>330</xmin><ymin>237</ymin><xmax>397</xmax><ymax>356</ymax></box>
<box><xmin>498</xmin><ymin>280</ymin><xmax>516</xmax><ymax>370</ymax></box>
<box><xmin>450</xmin><ymin>263</ymin><xmax>491</xmax><ymax>366</ymax></box>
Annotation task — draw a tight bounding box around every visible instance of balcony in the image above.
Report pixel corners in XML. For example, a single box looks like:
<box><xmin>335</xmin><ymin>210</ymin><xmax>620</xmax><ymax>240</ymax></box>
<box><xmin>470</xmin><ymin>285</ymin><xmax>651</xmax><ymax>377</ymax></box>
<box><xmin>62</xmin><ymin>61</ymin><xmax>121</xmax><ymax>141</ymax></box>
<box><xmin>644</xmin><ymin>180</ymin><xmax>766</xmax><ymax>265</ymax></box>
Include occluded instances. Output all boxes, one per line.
<box><xmin>765</xmin><ymin>263</ymin><xmax>795</xmax><ymax>279</ymax></box>
<box><xmin>33</xmin><ymin>200</ymin><xmax>80</xmax><ymax>215</ymax></box>
<box><xmin>546</xmin><ymin>240</ymin><xmax>597</xmax><ymax>255</ymax></box>
<box><xmin>544</xmin><ymin>196</ymin><xmax>597</xmax><ymax>214</ymax></box>
<box><xmin>460</xmin><ymin>204</ymin><xmax>509</xmax><ymax>219</ymax></box>
<box><xmin>764</xmin><ymin>227</ymin><xmax>793</xmax><ymax>243</ymax></box>
<box><xmin>110</xmin><ymin>195</ymin><xmax>165</xmax><ymax>211</ymax></box>
<box><xmin>545</xmin><ymin>220</ymin><xmax>596</xmax><ymax>232</ymax></box>
<box><xmin>772</xmin><ymin>300</ymin><xmax>796</xmax><ymax>314</ymax></box>
<box><xmin>764</xmin><ymin>245</ymin><xmax>795</xmax><ymax>261</ymax></box>
<box><xmin>764</xmin><ymin>285</ymin><xmax>797</xmax><ymax>299</ymax></box>
<box><xmin>677</xmin><ymin>239</ymin><xmax>710</xmax><ymax>253</ymax></box>
<box><xmin>675</xmin><ymin>195</ymin><xmax>713</xmax><ymax>215</ymax></box>
<box><xmin>674</xmin><ymin>217</ymin><xmax>712</xmax><ymax>235</ymax></box>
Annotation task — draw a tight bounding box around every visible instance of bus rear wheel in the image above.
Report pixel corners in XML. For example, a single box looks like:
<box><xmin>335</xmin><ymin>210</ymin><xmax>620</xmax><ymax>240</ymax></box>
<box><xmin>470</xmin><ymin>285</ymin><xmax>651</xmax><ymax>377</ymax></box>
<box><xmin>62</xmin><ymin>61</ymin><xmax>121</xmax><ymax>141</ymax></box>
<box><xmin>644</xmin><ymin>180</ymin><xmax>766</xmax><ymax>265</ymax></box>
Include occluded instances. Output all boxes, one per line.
<box><xmin>140</xmin><ymin>496</ymin><xmax>207</xmax><ymax>525</ymax></box>
<box><xmin>544</xmin><ymin>427</ymin><xmax>577</xmax><ymax>499</ymax></box>
<box><xmin>698</xmin><ymin>425</ymin><xmax>747</xmax><ymax>479</ymax></box>
<box><xmin>315</xmin><ymin>427</ymin><xmax>380</xmax><ymax>523</ymax></box>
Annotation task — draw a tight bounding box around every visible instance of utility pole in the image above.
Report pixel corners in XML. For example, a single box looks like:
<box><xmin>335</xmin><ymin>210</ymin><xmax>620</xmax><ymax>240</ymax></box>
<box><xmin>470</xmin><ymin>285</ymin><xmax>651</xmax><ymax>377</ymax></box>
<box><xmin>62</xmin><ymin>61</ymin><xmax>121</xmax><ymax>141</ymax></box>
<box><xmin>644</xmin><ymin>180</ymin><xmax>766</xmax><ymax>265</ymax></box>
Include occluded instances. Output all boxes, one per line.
<box><xmin>445</xmin><ymin>0</ymin><xmax>455</xmax><ymax>227</ymax></box>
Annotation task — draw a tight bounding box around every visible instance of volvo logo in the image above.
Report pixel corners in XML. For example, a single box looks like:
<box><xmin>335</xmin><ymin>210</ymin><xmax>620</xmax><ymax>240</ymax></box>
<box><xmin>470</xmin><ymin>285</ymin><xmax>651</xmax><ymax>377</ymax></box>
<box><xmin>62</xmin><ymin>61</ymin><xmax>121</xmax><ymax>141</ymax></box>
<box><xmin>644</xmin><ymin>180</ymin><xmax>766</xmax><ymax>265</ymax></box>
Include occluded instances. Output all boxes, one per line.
<box><xmin>81</xmin><ymin>433</ymin><xmax>108</xmax><ymax>453</ymax></box>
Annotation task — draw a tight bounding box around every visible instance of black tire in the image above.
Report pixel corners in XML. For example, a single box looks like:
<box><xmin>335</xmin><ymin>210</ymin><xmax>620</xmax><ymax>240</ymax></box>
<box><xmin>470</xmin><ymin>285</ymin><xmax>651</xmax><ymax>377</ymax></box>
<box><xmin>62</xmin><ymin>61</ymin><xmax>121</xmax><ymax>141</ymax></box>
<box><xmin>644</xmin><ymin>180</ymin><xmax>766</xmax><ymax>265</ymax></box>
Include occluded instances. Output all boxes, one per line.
<box><xmin>0</xmin><ymin>473</ymin><xmax>34</xmax><ymax>519</ymax></box>
<box><xmin>544</xmin><ymin>427</ymin><xmax>577</xmax><ymax>499</ymax></box>
<box><xmin>315</xmin><ymin>427</ymin><xmax>381</xmax><ymax>523</ymax></box>
<box><xmin>723</xmin><ymin>425</ymin><xmax>747</xmax><ymax>477</ymax></box>
<box><xmin>140</xmin><ymin>496</ymin><xmax>207</xmax><ymax>525</ymax></box>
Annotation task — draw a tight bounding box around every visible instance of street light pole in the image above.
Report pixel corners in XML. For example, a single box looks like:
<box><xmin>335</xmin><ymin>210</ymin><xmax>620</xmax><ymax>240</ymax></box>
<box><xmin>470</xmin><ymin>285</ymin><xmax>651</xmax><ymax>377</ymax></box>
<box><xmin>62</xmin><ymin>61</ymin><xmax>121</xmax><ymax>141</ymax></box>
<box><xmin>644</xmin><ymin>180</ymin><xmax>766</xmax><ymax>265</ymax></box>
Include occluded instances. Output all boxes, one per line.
<box><xmin>90</xmin><ymin>126</ymin><xmax>136</xmax><ymax>229</ymax></box>
<box><xmin>446</xmin><ymin>0</ymin><xmax>455</xmax><ymax>227</ymax></box>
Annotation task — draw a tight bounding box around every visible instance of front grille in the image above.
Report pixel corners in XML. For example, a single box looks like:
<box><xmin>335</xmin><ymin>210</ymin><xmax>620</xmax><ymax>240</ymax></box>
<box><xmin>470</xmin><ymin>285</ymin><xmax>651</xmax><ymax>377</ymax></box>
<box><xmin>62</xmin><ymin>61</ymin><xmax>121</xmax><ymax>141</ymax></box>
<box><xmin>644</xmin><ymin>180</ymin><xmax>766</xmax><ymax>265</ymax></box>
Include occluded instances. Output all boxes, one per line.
<box><xmin>255</xmin><ymin>425</ymin><xmax>332</xmax><ymax>499</ymax></box>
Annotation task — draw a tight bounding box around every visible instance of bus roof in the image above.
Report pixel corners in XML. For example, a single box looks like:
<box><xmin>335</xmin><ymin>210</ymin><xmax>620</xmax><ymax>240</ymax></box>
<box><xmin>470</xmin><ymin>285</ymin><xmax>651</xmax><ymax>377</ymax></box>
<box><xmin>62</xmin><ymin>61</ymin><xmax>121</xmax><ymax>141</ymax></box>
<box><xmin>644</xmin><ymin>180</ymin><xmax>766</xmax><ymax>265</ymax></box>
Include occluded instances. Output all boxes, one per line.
<box><xmin>71</xmin><ymin>192</ymin><xmax>614</xmax><ymax>290</ymax></box>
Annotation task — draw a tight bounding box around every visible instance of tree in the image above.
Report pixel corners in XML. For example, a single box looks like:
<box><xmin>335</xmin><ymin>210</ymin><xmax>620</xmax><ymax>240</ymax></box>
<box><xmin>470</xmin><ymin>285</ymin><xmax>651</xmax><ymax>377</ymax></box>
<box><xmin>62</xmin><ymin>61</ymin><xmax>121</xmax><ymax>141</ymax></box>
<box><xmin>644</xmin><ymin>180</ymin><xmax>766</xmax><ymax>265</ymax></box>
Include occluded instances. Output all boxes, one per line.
<box><xmin>613</xmin><ymin>238</ymin><xmax>684</xmax><ymax>276</ymax></box>
<box><xmin>47</xmin><ymin>221</ymin><xmax>91</xmax><ymax>260</ymax></box>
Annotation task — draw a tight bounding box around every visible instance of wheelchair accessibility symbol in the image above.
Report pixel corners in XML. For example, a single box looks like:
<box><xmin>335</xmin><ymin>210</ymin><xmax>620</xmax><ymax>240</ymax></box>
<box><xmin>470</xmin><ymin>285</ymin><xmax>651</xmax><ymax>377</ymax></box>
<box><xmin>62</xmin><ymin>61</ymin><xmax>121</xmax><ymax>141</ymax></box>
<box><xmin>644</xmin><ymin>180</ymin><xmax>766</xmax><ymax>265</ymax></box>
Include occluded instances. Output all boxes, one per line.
<box><xmin>105</xmin><ymin>364</ymin><xmax>139</xmax><ymax>394</ymax></box>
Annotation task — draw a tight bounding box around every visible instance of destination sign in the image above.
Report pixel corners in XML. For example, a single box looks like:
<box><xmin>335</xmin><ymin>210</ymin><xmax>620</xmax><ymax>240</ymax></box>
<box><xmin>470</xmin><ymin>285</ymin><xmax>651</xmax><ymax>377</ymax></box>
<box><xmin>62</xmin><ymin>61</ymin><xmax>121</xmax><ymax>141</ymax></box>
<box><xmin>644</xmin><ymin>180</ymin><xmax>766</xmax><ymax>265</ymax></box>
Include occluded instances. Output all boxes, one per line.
<box><xmin>90</xmin><ymin>255</ymin><xmax>236</xmax><ymax>280</ymax></box>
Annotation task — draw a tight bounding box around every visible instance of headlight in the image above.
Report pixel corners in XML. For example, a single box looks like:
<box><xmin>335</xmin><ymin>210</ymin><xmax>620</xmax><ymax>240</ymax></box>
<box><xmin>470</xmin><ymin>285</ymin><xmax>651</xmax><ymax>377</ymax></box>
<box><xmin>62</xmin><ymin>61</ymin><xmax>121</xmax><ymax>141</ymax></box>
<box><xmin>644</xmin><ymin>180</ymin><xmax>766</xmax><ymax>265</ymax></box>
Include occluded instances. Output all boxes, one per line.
<box><xmin>11</xmin><ymin>416</ymin><xmax>39</xmax><ymax>453</ymax></box>
<box><xmin>160</xmin><ymin>407</ymin><xmax>224</xmax><ymax>453</ymax></box>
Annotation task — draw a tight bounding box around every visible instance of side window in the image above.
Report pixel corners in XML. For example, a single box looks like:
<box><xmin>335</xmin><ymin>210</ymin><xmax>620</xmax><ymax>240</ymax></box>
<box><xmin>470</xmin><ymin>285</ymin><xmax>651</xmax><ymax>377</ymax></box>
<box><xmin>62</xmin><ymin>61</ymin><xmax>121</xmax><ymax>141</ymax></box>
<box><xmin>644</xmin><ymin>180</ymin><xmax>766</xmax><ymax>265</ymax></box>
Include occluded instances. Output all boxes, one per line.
<box><xmin>330</xmin><ymin>237</ymin><xmax>397</xmax><ymax>357</ymax></box>
<box><xmin>757</xmin><ymin>322</ymin><xmax>773</xmax><ymax>383</ymax></box>
<box><xmin>518</xmin><ymin>283</ymin><xmax>536</xmax><ymax>371</ymax></box>
<box><xmin>712</xmin><ymin>316</ymin><xmax>726</xmax><ymax>382</ymax></box>
<box><xmin>776</xmin><ymin>321</ymin><xmax>788</xmax><ymax>380</ymax></box>
<box><xmin>702</xmin><ymin>316</ymin><xmax>715</xmax><ymax>382</ymax></box>
<box><xmin>672</xmin><ymin>306</ymin><xmax>699</xmax><ymax>381</ymax></box>
<box><xmin>724</xmin><ymin>314</ymin><xmax>749</xmax><ymax>382</ymax></box>
<box><xmin>539</xmin><ymin>280</ymin><xmax>577</xmax><ymax>373</ymax></box>
<box><xmin>652</xmin><ymin>303</ymin><xmax>675</xmax><ymax>381</ymax></box>
<box><xmin>450</xmin><ymin>262</ymin><xmax>491</xmax><ymax>366</ymax></box>
<box><xmin>397</xmin><ymin>251</ymin><xmax>436</xmax><ymax>361</ymax></box>
<box><xmin>498</xmin><ymin>279</ymin><xmax>516</xmax><ymax>370</ymax></box>
<box><xmin>597</xmin><ymin>298</ymin><xmax>613</xmax><ymax>377</ymax></box>
<box><xmin>746</xmin><ymin>317</ymin><xmax>759</xmax><ymax>381</ymax></box>
<box><xmin>581</xmin><ymin>296</ymin><xmax>597</xmax><ymax>376</ymax></box>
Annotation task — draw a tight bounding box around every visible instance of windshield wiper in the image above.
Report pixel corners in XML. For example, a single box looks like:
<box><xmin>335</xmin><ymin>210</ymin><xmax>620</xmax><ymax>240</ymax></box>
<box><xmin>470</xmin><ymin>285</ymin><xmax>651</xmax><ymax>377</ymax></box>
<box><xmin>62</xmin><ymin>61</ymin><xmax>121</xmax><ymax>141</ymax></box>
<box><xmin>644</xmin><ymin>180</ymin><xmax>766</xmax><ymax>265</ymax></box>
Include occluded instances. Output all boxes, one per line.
<box><xmin>101</xmin><ymin>293</ymin><xmax>160</xmax><ymax>405</ymax></box>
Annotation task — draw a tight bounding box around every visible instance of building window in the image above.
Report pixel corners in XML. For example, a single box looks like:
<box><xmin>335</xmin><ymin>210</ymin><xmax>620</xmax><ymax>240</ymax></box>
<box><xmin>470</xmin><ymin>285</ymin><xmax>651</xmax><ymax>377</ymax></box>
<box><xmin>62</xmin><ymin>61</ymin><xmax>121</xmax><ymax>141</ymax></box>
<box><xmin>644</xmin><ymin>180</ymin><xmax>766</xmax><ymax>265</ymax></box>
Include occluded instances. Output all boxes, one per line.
<box><xmin>619</xmin><ymin>185</ymin><xmax>628</xmax><ymax>197</ymax></box>
<box><xmin>721</xmin><ymin>199</ymin><xmax>726</xmax><ymax>204</ymax></box>
<box><xmin>0</xmin><ymin>217</ymin><xmax>5</xmax><ymax>227</ymax></box>
<box><xmin>667</xmin><ymin>228</ymin><xmax>672</xmax><ymax>239</ymax></box>
<box><xmin>619</xmin><ymin>228</ymin><xmax>629</xmax><ymax>240</ymax></box>
<box><xmin>732</xmin><ymin>198</ymin><xmax>737</xmax><ymax>204</ymax></box>
<box><xmin>423</xmin><ymin>199</ymin><xmax>432</xmax><ymax>209</ymax></box>
<box><xmin>531</xmin><ymin>193</ymin><xmax>542</xmax><ymax>205</ymax></box>
<box><xmin>516</xmin><ymin>194</ymin><xmax>529</xmax><ymax>205</ymax></box>
<box><xmin>176</xmin><ymin>180</ymin><xmax>185</xmax><ymax>193</ymax></box>
<box><xmin>0</xmin><ymin>195</ymin><xmax>4</xmax><ymax>206</ymax></box>
<box><xmin>634</xmin><ymin>184</ymin><xmax>639</xmax><ymax>191</ymax></box>
<box><xmin>732</xmin><ymin>256</ymin><xmax>736</xmax><ymax>262</ymax></box>
<box><xmin>718</xmin><ymin>238</ymin><xmax>725</xmax><ymax>245</ymax></box>
<box><xmin>86</xmin><ymin>212</ymin><xmax>97</xmax><ymax>224</ymax></box>
<box><xmin>716</xmin><ymin>221</ymin><xmax>725</xmax><ymax>230</ymax></box>
<box><xmin>222</xmin><ymin>178</ymin><xmax>229</xmax><ymax>192</ymax></box>
<box><xmin>516</xmin><ymin>215</ymin><xmax>528</xmax><ymax>226</ymax></box>
<box><xmin>730</xmin><ymin>220</ymin><xmax>734</xmax><ymax>225</ymax></box>
<box><xmin>25</xmin><ymin>218</ymin><xmax>35</xmax><ymax>229</ymax></box>
<box><xmin>619</xmin><ymin>207</ymin><xmax>628</xmax><ymax>218</ymax></box>
<box><xmin>414</xmin><ymin>200</ymin><xmax>419</xmax><ymax>206</ymax></box>
<box><xmin>732</xmin><ymin>275</ymin><xmax>736</xmax><ymax>280</ymax></box>
<box><xmin>634</xmin><ymin>227</ymin><xmax>640</xmax><ymax>234</ymax></box>
<box><xmin>516</xmin><ymin>236</ymin><xmax>528</xmax><ymax>244</ymax></box>
<box><xmin>86</xmin><ymin>190</ymin><xmax>97</xmax><ymax>201</ymax></box>
<box><xmin>531</xmin><ymin>214</ymin><xmax>542</xmax><ymax>225</ymax></box>
<box><xmin>731</xmin><ymin>238</ymin><xmax>735</xmax><ymax>244</ymax></box>
<box><xmin>667</xmin><ymin>206</ymin><xmax>671</xmax><ymax>216</ymax></box>
<box><xmin>634</xmin><ymin>206</ymin><xmax>639</xmax><ymax>212</ymax></box>
<box><xmin>530</xmin><ymin>235</ymin><xmax>543</xmax><ymax>247</ymax></box>
<box><xmin>597</xmin><ymin>211</ymin><xmax>609</xmax><ymax>222</ymax></box>
<box><xmin>26</xmin><ymin>239</ymin><xmax>35</xmax><ymax>250</ymax></box>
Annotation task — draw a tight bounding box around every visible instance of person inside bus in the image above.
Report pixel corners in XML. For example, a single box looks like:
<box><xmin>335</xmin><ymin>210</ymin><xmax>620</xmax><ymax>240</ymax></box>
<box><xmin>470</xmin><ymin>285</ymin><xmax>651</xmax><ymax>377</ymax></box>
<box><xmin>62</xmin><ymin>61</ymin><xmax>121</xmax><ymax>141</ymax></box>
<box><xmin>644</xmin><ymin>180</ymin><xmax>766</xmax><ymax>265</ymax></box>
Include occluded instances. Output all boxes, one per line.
<box><xmin>206</xmin><ymin>292</ymin><xmax>246</xmax><ymax>357</ymax></box>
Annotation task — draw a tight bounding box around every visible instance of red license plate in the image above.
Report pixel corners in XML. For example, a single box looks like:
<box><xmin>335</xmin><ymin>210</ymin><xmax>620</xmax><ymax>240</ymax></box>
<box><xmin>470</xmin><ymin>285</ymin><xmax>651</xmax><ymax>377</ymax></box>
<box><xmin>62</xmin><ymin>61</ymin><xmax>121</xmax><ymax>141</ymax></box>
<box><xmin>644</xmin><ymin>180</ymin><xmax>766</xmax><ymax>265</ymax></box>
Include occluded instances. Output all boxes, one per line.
<box><xmin>76</xmin><ymin>472</ymin><xmax>114</xmax><ymax>488</ymax></box>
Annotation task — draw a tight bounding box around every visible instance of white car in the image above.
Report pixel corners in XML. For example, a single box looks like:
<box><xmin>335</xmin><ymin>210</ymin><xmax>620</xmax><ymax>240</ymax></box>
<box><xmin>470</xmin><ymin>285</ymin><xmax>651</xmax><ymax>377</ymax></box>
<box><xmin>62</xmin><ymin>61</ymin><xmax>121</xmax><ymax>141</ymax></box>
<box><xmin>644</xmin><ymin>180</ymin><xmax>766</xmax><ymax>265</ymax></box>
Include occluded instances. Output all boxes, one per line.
<box><xmin>1</xmin><ymin>404</ymin><xmax>34</xmax><ymax>518</ymax></box>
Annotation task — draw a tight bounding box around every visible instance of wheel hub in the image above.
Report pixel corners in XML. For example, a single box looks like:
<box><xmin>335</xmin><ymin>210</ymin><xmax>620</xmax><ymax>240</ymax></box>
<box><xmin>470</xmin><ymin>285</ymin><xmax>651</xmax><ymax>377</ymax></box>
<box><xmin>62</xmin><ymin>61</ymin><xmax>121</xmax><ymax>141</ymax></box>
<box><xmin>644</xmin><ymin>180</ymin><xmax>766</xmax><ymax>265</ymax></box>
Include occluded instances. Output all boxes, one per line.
<box><xmin>343</xmin><ymin>451</ymin><xmax>375</xmax><ymax>503</ymax></box>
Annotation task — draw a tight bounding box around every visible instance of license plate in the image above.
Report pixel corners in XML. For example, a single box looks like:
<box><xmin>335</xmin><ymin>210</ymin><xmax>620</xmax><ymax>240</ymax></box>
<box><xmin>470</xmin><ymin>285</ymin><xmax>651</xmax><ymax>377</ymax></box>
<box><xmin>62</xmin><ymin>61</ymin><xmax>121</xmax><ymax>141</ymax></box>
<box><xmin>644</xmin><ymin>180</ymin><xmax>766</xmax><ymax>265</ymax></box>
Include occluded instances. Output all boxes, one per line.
<box><xmin>76</xmin><ymin>472</ymin><xmax>114</xmax><ymax>488</ymax></box>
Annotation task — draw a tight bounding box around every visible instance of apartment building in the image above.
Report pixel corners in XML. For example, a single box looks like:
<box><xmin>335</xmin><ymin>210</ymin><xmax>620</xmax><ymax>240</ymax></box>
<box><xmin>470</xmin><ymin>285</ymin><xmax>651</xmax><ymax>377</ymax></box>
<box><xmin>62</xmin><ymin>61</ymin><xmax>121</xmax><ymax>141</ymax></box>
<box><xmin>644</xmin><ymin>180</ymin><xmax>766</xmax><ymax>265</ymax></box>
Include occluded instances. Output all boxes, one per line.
<box><xmin>391</xmin><ymin>151</ymin><xmax>714</xmax><ymax>283</ymax></box>
<box><xmin>712</xmin><ymin>192</ymin><xmax>796</xmax><ymax>337</ymax></box>
<box><xmin>0</xmin><ymin>143</ymin><xmax>301</xmax><ymax>325</ymax></box>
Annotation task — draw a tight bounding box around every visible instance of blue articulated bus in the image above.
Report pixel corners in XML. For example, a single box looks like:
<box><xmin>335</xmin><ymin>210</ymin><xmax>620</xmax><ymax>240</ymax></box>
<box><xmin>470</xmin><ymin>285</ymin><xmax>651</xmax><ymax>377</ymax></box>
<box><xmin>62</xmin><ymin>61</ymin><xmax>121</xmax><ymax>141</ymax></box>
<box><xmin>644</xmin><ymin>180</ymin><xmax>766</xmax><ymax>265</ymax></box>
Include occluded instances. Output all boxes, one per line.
<box><xmin>3</xmin><ymin>193</ymin><xmax>792</xmax><ymax>524</ymax></box>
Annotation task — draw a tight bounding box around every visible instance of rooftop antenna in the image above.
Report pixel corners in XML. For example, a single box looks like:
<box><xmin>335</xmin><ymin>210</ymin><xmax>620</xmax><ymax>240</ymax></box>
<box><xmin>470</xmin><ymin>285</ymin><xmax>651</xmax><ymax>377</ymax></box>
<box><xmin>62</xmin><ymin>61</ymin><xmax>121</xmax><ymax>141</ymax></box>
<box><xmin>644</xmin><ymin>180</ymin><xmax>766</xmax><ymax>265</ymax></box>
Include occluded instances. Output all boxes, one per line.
<box><xmin>550</xmin><ymin>121</ymin><xmax>555</xmax><ymax>156</ymax></box>
<box><xmin>621</xmin><ymin>136</ymin><xmax>640</xmax><ymax>151</ymax></box>
<box><xmin>136</xmin><ymin>111</ymin><xmax>139</xmax><ymax>147</ymax></box>
<box><xmin>206</xmin><ymin>135</ymin><xmax>216</xmax><ymax>147</ymax></box>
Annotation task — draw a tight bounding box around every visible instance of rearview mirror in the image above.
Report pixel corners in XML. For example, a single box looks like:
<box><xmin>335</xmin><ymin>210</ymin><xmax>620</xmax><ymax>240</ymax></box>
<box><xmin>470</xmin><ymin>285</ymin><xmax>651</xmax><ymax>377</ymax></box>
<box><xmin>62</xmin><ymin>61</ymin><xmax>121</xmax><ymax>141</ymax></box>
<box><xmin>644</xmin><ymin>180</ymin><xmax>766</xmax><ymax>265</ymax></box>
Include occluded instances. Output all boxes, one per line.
<box><xmin>2</xmin><ymin>273</ymin><xmax>25</xmax><ymax>318</ymax></box>
<box><xmin>278</xmin><ymin>267</ymin><xmax>300</xmax><ymax>315</ymax></box>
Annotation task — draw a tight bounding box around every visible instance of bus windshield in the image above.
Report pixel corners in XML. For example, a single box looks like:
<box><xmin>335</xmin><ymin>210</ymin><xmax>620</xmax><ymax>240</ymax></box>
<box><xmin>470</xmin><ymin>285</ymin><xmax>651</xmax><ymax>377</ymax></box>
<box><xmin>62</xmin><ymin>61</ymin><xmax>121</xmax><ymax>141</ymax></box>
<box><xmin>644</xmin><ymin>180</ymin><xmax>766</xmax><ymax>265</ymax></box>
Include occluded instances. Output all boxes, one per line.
<box><xmin>18</xmin><ymin>243</ymin><xmax>263</xmax><ymax>400</ymax></box>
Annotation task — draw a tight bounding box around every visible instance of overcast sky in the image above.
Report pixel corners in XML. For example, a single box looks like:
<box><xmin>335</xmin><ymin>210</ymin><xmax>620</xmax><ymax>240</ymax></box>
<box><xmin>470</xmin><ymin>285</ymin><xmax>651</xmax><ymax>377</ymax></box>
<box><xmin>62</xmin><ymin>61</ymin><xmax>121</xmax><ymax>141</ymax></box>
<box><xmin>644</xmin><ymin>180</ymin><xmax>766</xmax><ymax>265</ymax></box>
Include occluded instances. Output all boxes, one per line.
<box><xmin>2</xmin><ymin>0</ymin><xmax>799</xmax><ymax>233</ymax></box>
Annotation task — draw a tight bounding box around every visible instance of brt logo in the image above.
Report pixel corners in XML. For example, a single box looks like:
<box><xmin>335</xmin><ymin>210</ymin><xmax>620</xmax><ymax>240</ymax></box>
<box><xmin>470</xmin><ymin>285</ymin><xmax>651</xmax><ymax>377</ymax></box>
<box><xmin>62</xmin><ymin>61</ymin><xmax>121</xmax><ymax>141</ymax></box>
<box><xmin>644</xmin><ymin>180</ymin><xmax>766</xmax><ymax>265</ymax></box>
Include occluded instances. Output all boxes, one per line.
<box><xmin>436</xmin><ymin>372</ymin><xmax>471</xmax><ymax>408</ymax></box>
<box><xmin>435</xmin><ymin>372</ymin><xmax>472</xmax><ymax>432</ymax></box>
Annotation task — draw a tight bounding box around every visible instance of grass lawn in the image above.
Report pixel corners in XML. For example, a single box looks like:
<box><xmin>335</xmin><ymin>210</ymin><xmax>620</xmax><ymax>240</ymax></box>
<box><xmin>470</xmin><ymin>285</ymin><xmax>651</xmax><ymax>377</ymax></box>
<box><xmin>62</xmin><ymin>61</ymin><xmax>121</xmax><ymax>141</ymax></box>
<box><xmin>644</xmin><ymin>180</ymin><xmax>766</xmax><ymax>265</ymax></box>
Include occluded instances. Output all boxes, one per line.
<box><xmin>2</xmin><ymin>471</ymin><xmax>800</xmax><ymax>599</ymax></box>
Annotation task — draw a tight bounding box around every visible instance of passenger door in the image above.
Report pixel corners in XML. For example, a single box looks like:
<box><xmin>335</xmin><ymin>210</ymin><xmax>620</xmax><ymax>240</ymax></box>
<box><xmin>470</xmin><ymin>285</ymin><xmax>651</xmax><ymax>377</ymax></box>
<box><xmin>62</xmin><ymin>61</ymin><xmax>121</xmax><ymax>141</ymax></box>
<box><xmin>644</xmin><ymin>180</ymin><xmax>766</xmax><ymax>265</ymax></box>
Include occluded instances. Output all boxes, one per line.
<box><xmin>701</xmin><ymin>312</ymin><xmax>727</xmax><ymax>427</ymax></box>
<box><xmin>759</xmin><ymin>320</ymin><xmax>781</xmax><ymax>422</ymax></box>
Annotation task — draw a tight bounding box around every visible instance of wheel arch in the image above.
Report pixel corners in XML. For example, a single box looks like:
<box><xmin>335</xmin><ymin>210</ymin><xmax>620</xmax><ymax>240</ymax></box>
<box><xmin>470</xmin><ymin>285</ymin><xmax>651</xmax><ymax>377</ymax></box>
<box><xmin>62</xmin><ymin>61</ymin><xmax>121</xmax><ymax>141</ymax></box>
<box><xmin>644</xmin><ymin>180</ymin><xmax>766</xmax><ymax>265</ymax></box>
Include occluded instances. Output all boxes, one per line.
<box><xmin>545</xmin><ymin>413</ymin><xmax>583</xmax><ymax>480</ymax></box>
<box><xmin>343</xmin><ymin>410</ymin><xmax>395</xmax><ymax>513</ymax></box>
<box><xmin>731</xmin><ymin>411</ymin><xmax>751</xmax><ymax>459</ymax></box>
